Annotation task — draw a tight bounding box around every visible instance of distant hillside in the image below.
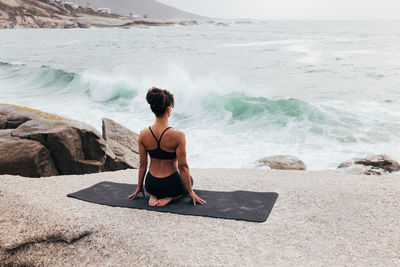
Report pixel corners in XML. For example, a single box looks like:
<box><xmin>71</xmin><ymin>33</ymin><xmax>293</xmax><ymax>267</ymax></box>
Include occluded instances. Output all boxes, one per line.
<box><xmin>0</xmin><ymin>0</ymin><xmax>198</xmax><ymax>29</ymax></box>
<box><xmin>74</xmin><ymin>0</ymin><xmax>207</xmax><ymax>20</ymax></box>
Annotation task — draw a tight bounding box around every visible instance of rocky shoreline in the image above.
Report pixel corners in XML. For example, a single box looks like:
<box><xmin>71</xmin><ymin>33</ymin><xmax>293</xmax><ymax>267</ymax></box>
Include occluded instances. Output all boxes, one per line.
<box><xmin>0</xmin><ymin>0</ymin><xmax>199</xmax><ymax>29</ymax></box>
<box><xmin>1</xmin><ymin>104</ymin><xmax>399</xmax><ymax>177</ymax></box>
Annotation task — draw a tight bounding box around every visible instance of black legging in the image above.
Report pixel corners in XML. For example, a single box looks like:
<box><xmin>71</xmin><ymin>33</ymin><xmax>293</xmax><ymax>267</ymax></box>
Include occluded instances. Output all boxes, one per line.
<box><xmin>145</xmin><ymin>171</ymin><xmax>194</xmax><ymax>198</ymax></box>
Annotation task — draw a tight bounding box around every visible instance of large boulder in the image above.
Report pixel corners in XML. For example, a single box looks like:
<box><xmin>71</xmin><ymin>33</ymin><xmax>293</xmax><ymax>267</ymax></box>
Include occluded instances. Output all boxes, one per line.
<box><xmin>0</xmin><ymin>103</ymin><xmax>66</xmax><ymax>129</ymax></box>
<box><xmin>12</xmin><ymin>119</ymin><xmax>106</xmax><ymax>175</ymax></box>
<box><xmin>256</xmin><ymin>155</ymin><xmax>307</xmax><ymax>170</ymax></box>
<box><xmin>0</xmin><ymin>130</ymin><xmax>58</xmax><ymax>177</ymax></box>
<box><xmin>338</xmin><ymin>154</ymin><xmax>400</xmax><ymax>175</ymax></box>
<box><xmin>0</xmin><ymin>104</ymin><xmax>106</xmax><ymax>176</ymax></box>
<box><xmin>102</xmin><ymin>118</ymin><xmax>139</xmax><ymax>171</ymax></box>
<box><xmin>0</xmin><ymin>114</ymin><xmax>6</xmax><ymax>128</ymax></box>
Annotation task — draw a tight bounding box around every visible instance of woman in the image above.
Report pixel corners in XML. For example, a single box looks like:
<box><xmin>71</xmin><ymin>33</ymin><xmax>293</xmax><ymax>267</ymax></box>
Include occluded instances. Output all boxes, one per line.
<box><xmin>128</xmin><ymin>87</ymin><xmax>206</xmax><ymax>207</ymax></box>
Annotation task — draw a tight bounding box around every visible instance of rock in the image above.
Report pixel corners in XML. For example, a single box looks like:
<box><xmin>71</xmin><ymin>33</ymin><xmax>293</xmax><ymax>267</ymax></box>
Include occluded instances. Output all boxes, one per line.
<box><xmin>339</xmin><ymin>164</ymin><xmax>384</xmax><ymax>175</ymax></box>
<box><xmin>12</xmin><ymin>119</ymin><xmax>106</xmax><ymax>175</ymax></box>
<box><xmin>102</xmin><ymin>118</ymin><xmax>138</xmax><ymax>153</ymax></box>
<box><xmin>179</xmin><ymin>20</ymin><xmax>198</xmax><ymax>26</ymax></box>
<box><xmin>0</xmin><ymin>104</ymin><xmax>106</xmax><ymax>176</ymax></box>
<box><xmin>0</xmin><ymin>103</ymin><xmax>66</xmax><ymax>129</ymax></box>
<box><xmin>256</xmin><ymin>155</ymin><xmax>306</xmax><ymax>170</ymax></box>
<box><xmin>0</xmin><ymin>114</ymin><xmax>6</xmax><ymax>129</ymax></box>
<box><xmin>215</xmin><ymin>22</ymin><xmax>229</xmax><ymax>26</ymax></box>
<box><xmin>338</xmin><ymin>154</ymin><xmax>400</xmax><ymax>175</ymax></box>
<box><xmin>0</xmin><ymin>130</ymin><xmax>58</xmax><ymax>177</ymax></box>
<box><xmin>0</xmin><ymin>104</ymin><xmax>147</xmax><ymax>176</ymax></box>
<box><xmin>354</xmin><ymin>154</ymin><xmax>400</xmax><ymax>172</ymax></box>
<box><xmin>104</xmin><ymin>141</ymin><xmax>133</xmax><ymax>171</ymax></box>
<box><xmin>102</xmin><ymin>118</ymin><xmax>139</xmax><ymax>171</ymax></box>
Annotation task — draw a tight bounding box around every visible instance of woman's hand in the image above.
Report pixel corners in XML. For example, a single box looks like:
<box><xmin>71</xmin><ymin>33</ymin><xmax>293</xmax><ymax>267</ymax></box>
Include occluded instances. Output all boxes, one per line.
<box><xmin>128</xmin><ymin>185</ymin><xmax>145</xmax><ymax>199</ymax></box>
<box><xmin>189</xmin><ymin>191</ymin><xmax>206</xmax><ymax>206</ymax></box>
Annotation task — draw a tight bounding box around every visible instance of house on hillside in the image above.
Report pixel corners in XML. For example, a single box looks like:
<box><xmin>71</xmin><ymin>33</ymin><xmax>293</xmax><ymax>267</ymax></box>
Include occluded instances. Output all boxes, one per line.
<box><xmin>97</xmin><ymin>8</ymin><xmax>111</xmax><ymax>14</ymax></box>
<box><xmin>64</xmin><ymin>1</ymin><xmax>79</xmax><ymax>9</ymax></box>
<box><xmin>45</xmin><ymin>0</ymin><xmax>66</xmax><ymax>4</ymax></box>
<box><xmin>130</xmin><ymin>13</ymin><xmax>144</xmax><ymax>18</ymax></box>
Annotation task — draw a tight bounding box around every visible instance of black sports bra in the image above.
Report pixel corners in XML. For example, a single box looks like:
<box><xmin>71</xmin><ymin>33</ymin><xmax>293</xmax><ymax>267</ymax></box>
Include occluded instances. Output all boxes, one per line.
<box><xmin>147</xmin><ymin>126</ymin><xmax>177</xmax><ymax>160</ymax></box>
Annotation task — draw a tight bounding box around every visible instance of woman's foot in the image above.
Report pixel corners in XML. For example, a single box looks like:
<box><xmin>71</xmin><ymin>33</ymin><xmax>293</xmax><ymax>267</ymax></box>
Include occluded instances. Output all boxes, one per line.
<box><xmin>155</xmin><ymin>194</ymin><xmax>183</xmax><ymax>207</ymax></box>
<box><xmin>148</xmin><ymin>194</ymin><xmax>158</xmax><ymax>206</ymax></box>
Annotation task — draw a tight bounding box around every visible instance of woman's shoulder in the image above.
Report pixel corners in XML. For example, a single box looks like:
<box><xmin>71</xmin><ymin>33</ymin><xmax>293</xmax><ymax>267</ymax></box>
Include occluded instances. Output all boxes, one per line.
<box><xmin>139</xmin><ymin>127</ymin><xmax>149</xmax><ymax>135</ymax></box>
<box><xmin>138</xmin><ymin>126</ymin><xmax>184</xmax><ymax>136</ymax></box>
<box><xmin>138</xmin><ymin>128</ymin><xmax>150</xmax><ymax>140</ymax></box>
<box><xmin>169</xmin><ymin>127</ymin><xmax>185</xmax><ymax>137</ymax></box>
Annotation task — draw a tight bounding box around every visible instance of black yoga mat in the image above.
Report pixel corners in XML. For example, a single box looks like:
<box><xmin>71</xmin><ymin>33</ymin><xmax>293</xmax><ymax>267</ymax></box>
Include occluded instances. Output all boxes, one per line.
<box><xmin>67</xmin><ymin>181</ymin><xmax>278</xmax><ymax>222</ymax></box>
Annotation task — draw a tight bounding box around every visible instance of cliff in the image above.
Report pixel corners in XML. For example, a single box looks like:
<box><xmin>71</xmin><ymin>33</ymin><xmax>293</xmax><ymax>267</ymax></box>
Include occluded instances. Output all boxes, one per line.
<box><xmin>0</xmin><ymin>0</ymin><xmax>197</xmax><ymax>28</ymax></box>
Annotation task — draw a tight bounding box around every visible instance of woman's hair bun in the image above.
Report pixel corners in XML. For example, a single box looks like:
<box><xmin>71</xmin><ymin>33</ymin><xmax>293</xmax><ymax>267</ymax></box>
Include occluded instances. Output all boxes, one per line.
<box><xmin>146</xmin><ymin>87</ymin><xmax>174</xmax><ymax>117</ymax></box>
<box><xmin>146</xmin><ymin>87</ymin><xmax>165</xmax><ymax>106</ymax></box>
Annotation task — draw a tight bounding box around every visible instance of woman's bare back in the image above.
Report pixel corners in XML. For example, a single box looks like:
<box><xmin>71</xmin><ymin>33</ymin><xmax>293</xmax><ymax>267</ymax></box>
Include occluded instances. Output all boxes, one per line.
<box><xmin>141</xmin><ymin>126</ymin><xmax>180</xmax><ymax>177</ymax></box>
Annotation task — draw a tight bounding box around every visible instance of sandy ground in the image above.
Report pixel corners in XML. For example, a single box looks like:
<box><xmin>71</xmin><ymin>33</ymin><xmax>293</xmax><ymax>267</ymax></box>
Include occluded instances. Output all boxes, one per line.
<box><xmin>1</xmin><ymin>168</ymin><xmax>400</xmax><ymax>266</ymax></box>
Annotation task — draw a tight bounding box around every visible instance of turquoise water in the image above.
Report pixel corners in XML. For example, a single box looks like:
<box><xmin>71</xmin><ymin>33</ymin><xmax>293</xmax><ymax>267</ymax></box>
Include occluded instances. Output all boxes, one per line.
<box><xmin>1</xmin><ymin>21</ymin><xmax>399</xmax><ymax>169</ymax></box>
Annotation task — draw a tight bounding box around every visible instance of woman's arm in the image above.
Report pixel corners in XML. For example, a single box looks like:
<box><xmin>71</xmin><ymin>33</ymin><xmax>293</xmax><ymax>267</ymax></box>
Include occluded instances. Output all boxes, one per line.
<box><xmin>176</xmin><ymin>132</ymin><xmax>193</xmax><ymax>194</ymax></box>
<box><xmin>137</xmin><ymin>131</ymin><xmax>148</xmax><ymax>188</ymax></box>
<box><xmin>176</xmin><ymin>131</ymin><xmax>206</xmax><ymax>205</ymax></box>
<box><xmin>128</xmin><ymin>131</ymin><xmax>147</xmax><ymax>199</ymax></box>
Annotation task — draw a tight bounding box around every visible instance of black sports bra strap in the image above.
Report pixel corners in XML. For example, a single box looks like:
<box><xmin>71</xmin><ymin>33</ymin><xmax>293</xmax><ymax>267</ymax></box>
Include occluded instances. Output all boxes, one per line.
<box><xmin>158</xmin><ymin>127</ymin><xmax>172</xmax><ymax>143</ymax></box>
<box><xmin>148</xmin><ymin>127</ymin><xmax>159</xmax><ymax>144</ymax></box>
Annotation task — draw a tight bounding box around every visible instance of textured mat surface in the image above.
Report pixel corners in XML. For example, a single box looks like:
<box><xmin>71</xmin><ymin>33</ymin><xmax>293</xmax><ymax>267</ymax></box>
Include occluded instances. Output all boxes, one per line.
<box><xmin>67</xmin><ymin>181</ymin><xmax>278</xmax><ymax>222</ymax></box>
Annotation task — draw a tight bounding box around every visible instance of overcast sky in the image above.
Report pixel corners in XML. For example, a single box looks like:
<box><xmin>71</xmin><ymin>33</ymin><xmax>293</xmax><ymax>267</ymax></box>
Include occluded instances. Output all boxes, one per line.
<box><xmin>159</xmin><ymin>0</ymin><xmax>400</xmax><ymax>20</ymax></box>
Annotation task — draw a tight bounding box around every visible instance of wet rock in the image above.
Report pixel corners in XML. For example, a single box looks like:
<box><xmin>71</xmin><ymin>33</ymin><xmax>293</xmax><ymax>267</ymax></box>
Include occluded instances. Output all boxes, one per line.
<box><xmin>338</xmin><ymin>154</ymin><xmax>400</xmax><ymax>175</ymax></box>
<box><xmin>102</xmin><ymin>118</ymin><xmax>139</xmax><ymax>171</ymax></box>
<box><xmin>256</xmin><ymin>155</ymin><xmax>306</xmax><ymax>170</ymax></box>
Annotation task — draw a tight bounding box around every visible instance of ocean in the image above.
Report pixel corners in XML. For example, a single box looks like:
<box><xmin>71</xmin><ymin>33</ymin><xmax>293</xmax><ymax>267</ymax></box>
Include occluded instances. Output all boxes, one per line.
<box><xmin>1</xmin><ymin>21</ymin><xmax>399</xmax><ymax>169</ymax></box>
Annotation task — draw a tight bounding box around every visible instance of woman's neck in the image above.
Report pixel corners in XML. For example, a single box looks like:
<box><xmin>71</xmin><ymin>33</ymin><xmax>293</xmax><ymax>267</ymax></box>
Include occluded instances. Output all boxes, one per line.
<box><xmin>154</xmin><ymin>115</ymin><xmax>169</xmax><ymax>127</ymax></box>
